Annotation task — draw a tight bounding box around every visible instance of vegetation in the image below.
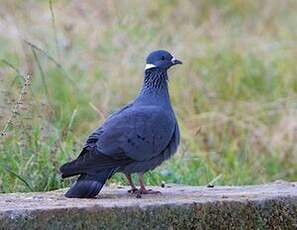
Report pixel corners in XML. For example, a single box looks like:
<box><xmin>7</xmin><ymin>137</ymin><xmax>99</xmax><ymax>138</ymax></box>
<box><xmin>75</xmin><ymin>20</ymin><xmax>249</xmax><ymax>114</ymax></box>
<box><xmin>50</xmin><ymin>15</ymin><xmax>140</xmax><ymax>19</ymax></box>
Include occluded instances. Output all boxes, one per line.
<box><xmin>0</xmin><ymin>0</ymin><xmax>296</xmax><ymax>193</ymax></box>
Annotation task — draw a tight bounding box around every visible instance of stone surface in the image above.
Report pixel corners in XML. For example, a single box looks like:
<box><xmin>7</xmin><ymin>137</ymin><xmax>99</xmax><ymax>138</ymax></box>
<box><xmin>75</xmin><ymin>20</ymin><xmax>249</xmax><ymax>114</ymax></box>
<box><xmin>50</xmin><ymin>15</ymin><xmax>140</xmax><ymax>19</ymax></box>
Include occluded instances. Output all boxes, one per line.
<box><xmin>0</xmin><ymin>181</ymin><xmax>297</xmax><ymax>229</ymax></box>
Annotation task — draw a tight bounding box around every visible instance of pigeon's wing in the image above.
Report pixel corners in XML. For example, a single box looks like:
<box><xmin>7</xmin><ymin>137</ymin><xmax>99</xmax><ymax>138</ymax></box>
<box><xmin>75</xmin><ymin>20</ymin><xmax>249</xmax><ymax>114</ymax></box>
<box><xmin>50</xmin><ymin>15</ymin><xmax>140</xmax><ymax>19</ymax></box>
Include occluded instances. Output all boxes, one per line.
<box><xmin>60</xmin><ymin>145</ymin><xmax>131</xmax><ymax>178</ymax></box>
<box><xmin>96</xmin><ymin>105</ymin><xmax>176</xmax><ymax>161</ymax></box>
<box><xmin>84</xmin><ymin>102</ymin><xmax>133</xmax><ymax>147</ymax></box>
<box><xmin>60</xmin><ymin>103</ymin><xmax>135</xmax><ymax>178</ymax></box>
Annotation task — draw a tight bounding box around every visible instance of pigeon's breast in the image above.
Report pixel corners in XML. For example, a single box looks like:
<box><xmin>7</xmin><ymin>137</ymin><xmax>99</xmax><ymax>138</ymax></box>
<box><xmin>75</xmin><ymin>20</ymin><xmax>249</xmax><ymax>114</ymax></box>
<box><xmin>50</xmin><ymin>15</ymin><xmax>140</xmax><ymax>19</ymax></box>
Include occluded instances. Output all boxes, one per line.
<box><xmin>118</xmin><ymin>122</ymin><xmax>179</xmax><ymax>174</ymax></box>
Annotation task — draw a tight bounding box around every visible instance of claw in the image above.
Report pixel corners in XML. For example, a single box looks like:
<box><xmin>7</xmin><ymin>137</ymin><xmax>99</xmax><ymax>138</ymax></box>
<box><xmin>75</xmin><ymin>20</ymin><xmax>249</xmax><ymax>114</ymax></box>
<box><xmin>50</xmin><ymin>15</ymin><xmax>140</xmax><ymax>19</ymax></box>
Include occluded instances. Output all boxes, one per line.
<box><xmin>139</xmin><ymin>188</ymin><xmax>161</xmax><ymax>194</ymax></box>
<box><xmin>128</xmin><ymin>188</ymin><xmax>139</xmax><ymax>194</ymax></box>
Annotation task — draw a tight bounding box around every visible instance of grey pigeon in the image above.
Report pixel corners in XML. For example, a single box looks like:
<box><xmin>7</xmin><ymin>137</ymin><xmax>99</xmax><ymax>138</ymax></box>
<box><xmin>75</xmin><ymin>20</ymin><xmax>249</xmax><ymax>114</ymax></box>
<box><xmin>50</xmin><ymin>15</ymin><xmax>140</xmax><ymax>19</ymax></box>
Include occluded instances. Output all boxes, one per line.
<box><xmin>60</xmin><ymin>50</ymin><xmax>182</xmax><ymax>198</ymax></box>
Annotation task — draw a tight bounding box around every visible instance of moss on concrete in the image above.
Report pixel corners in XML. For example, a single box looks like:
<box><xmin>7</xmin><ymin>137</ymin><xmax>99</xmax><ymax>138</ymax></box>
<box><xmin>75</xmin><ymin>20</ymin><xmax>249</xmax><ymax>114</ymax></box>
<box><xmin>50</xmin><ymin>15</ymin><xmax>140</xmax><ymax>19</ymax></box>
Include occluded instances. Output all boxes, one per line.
<box><xmin>1</xmin><ymin>182</ymin><xmax>297</xmax><ymax>229</ymax></box>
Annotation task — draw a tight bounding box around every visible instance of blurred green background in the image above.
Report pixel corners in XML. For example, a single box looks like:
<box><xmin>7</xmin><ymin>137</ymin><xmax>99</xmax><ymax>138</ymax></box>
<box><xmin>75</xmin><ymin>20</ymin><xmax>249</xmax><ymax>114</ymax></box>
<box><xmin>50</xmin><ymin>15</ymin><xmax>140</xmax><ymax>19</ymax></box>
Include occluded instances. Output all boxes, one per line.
<box><xmin>0</xmin><ymin>0</ymin><xmax>296</xmax><ymax>193</ymax></box>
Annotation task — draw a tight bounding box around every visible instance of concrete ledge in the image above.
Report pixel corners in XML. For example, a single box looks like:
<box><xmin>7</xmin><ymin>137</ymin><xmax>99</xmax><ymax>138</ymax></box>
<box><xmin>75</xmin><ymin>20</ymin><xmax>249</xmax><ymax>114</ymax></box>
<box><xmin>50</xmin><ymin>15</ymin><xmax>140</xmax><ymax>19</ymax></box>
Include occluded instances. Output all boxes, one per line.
<box><xmin>0</xmin><ymin>181</ymin><xmax>297</xmax><ymax>229</ymax></box>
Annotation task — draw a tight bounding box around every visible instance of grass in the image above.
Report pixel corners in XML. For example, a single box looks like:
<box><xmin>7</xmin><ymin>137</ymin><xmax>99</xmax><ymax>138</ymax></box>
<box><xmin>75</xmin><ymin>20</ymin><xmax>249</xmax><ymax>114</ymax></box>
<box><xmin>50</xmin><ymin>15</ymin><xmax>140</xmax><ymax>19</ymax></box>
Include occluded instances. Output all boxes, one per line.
<box><xmin>0</xmin><ymin>0</ymin><xmax>296</xmax><ymax>193</ymax></box>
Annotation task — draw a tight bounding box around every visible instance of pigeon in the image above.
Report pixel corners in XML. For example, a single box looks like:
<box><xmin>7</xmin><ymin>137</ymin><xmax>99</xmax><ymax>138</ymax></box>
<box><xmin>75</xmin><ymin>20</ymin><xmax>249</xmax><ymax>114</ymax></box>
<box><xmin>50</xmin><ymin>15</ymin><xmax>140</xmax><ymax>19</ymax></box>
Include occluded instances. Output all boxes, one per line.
<box><xmin>60</xmin><ymin>50</ymin><xmax>182</xmax><ymax>198</ymax></box>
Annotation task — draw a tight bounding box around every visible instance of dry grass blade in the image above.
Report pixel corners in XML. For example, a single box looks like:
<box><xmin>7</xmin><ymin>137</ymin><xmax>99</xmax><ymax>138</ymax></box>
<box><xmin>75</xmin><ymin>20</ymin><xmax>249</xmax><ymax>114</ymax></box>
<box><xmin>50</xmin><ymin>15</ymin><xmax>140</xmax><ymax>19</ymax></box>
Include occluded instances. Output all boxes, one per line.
<box><xmin>31</xmin><ymin>47</ymin><xmax>50</xmax><ymax>104</ymax></box>
<box><xmin>1</xmin><ymin>59</ymin><xmax>25</xmax><ymax>81</ymax></box>
<box><xmin>89</xmin><ymin>102</ymin><xmax>106</xmax><ymax>121</ymax></box>
<box><xmin>0</xmin><ymin>74</ymin><xmax>32</xmax><ymax>137</ymax></box>
<box><xmin>1</xmin><ymin>59</ymin><xmax>38</xmax><ymax>104</ymax></box>
<box><xmin>49</xmin><ymin>0</ymin><xmax>61</xmax><ymax>62</ymax></box>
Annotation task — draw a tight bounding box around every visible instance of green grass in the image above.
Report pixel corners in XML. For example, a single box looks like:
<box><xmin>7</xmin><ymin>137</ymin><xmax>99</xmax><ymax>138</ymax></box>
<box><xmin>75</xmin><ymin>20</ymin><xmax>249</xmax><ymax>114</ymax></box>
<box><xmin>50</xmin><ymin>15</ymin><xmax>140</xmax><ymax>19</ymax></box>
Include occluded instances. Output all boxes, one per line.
<box><xmin>0</xmin><ymin>0</ymin><xmax>296</xmax><ymax>193</ymax></box>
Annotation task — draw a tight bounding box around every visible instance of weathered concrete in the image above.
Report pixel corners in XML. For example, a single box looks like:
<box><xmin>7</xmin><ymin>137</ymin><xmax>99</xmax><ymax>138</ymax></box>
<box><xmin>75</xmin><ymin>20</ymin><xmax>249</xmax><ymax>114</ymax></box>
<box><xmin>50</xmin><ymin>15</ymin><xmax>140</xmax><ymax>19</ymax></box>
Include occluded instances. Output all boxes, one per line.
<box><xmin>0</xmin><ymin>181</ymin><xmax>297</xmax><ymax>229</ymax></box>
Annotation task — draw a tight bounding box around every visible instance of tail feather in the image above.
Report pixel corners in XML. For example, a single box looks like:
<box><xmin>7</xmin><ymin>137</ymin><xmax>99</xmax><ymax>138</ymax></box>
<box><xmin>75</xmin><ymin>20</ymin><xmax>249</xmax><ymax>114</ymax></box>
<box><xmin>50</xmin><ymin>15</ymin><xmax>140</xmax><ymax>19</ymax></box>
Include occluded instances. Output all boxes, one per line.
<box><xmin>59</xmin><ymin>148</ymin><xmax>122</xmax><ymax>179</ymax></box>
<box><xmin>65</xmin><ymin>168</ymin><xmax>115</xmax><ymax>198</ymax></box>
<box><xmin>60</xmin><ymin>160</ymin><xmax>81</xmax><ymax>179</ymax></box>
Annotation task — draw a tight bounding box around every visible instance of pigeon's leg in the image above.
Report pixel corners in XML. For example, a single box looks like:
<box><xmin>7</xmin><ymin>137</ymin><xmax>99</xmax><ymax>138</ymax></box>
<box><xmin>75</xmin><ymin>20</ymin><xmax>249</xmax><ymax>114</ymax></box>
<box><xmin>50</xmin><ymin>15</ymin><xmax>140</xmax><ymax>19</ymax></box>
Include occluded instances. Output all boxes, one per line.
<box><xmin>138</xmin><ymin>172</ymin><xmax>161</xmax><ymax>194</ymax></box>
<box><xmin>126</xmin><ymin>174</ymin><xmax>138</xmax><ymax>193</ymax></box>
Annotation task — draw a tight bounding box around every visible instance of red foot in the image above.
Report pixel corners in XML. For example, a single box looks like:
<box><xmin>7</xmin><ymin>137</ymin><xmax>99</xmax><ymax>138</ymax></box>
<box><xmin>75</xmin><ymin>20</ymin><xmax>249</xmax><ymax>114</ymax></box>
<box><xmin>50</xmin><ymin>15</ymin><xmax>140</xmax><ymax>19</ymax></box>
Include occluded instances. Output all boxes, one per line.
<box><xmin>139</xmin><ymin>188</ymin><xmax>161</xmax><ymax>194</ymax></box>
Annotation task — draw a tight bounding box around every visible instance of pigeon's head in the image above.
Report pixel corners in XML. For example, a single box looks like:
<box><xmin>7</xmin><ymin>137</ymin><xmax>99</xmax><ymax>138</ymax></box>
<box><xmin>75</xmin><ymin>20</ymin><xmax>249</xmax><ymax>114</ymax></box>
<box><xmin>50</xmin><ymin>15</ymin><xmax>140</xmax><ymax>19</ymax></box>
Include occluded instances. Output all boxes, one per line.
<box><xmin>145</xmin><ymin>50</ymin><xmax>182</xmax><ymax>71</ymax></box>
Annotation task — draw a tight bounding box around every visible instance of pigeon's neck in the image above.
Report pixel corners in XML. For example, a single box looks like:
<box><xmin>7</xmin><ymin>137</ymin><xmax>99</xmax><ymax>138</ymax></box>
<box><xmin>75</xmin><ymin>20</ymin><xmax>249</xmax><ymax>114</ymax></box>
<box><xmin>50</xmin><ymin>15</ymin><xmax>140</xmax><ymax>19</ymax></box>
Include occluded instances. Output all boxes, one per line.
<box><xmin>135</xmin><ymin>68</ymin><xmax>171</xmax><ymax>107</ymax></box>
<box><xmin>143</xmin><ymin>68</ymin><xmax>168</xmax><ymax>91</ymax></box>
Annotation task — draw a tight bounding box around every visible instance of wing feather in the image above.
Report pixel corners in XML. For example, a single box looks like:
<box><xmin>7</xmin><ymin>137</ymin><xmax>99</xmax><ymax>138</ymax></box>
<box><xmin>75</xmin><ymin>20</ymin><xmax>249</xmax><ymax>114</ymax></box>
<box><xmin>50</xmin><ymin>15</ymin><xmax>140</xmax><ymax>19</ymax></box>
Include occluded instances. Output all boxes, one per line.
<box><xmin>92</xmin><ymin>105</ymin><xmax>176</xmax><ymax>161</ymax></box>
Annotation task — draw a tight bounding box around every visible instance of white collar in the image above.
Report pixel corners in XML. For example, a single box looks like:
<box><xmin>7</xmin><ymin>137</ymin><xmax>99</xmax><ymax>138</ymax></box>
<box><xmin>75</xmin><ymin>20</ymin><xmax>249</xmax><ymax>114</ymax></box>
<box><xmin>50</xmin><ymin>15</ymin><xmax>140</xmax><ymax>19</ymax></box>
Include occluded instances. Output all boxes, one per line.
<box><xmin>144</xmin><ymin>64</ymin><xmax>156</xmax><ymax>70</ymax></box>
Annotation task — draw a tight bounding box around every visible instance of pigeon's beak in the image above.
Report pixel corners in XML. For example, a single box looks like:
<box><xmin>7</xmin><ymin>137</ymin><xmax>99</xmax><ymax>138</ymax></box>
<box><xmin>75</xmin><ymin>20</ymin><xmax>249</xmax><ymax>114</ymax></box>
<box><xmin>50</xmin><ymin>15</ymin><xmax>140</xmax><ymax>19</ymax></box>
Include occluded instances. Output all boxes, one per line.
<box><xmin>171</xmin><ymin>56</ymin><xmax>182</xmax><ymax>65</ymax></box>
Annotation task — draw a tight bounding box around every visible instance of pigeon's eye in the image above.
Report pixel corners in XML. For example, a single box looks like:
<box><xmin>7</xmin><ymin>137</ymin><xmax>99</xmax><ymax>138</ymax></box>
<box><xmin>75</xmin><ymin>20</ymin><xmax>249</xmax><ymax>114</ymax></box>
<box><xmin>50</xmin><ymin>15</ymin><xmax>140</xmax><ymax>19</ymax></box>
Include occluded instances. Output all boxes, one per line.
<box><xmin>161</xmin><ymin>56</ymin><xmax>165</xmax><ymax>60</ymax></box>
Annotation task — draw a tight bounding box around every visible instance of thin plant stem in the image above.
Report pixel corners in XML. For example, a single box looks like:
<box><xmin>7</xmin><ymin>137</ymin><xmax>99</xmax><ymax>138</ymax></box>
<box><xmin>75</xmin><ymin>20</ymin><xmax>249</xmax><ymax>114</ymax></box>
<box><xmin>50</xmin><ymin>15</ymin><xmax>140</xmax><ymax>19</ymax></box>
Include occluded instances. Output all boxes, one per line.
<box><xmin>49</xmin><ymin>0</ymin><xmax>61</xmax><ymax>62</ymax></box>
<box><xmin>1</xmin><ymin>74</ymin><xmax>32</xmax><ymax>136</ymax></box>
<box><xmin>31</xmin><ymin>48</ymin><xmax>52</xmax><ymax>107</ymax></box>
<box><xmin>1</xmin><ymin>59</ymin><xmax>37</xmax><ymax>103</ymax></box>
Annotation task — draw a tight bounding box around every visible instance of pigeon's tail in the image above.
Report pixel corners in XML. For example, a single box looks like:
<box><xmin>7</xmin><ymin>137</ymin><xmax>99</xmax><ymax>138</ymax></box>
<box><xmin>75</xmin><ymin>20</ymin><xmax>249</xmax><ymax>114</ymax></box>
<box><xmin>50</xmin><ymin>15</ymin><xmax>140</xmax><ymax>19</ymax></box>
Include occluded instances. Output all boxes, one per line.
<box><xmin>60</xmin><ymin>159</ymin><xmax>85</xmax><ymax>179</ymax></box>
<box><xmin>65</xmin><ymin>168</ymin><xmax>115</xmax><ymax>198</ymax></box>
